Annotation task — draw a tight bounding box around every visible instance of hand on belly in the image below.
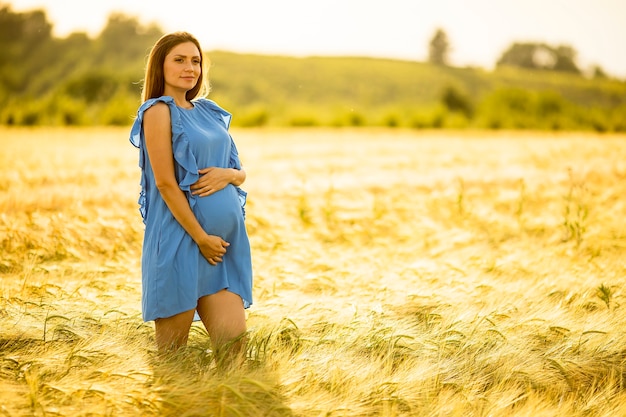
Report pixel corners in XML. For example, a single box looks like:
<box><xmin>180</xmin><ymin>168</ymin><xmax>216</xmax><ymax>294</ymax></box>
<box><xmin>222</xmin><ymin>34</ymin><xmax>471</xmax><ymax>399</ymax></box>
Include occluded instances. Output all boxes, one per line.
<box><xmin>196</xmin><ymin>234</ymin><xmax>230</xmax><ymax>265</ymax></box>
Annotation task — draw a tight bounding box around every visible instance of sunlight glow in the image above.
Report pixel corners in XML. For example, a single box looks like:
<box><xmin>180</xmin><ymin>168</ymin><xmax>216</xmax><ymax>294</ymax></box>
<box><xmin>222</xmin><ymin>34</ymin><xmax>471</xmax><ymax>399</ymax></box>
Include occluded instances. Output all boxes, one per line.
<box><xmin>6</xmin><ymin>0</ymin><xmax>626</xmax><ymax>77</ymax></box>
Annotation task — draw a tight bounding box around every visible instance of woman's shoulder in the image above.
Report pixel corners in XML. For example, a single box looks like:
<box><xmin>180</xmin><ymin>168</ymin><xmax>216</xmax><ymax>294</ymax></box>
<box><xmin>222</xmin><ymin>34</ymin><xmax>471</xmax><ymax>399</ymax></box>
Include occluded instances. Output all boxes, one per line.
<box><xmin>135</xmin><ymin>96</ymin><xmax>177</xmax><ymax>123</ymax></box>
<box><xmin>142</xmin><ymin>97</ymin><xmax>173</xmax><ymax>123</ymax></box>
<box><xmin>130</xmin><ymin>97</ymin><xmax>176</xmax><ymax>147</ymax></box>
<box><xmin>143</xmin><ymin>101</ymin><xmax>170</xmax><ymax>123</ymax></box>
<box><xmin>130</xmin><ymin>96</ymin><xmax>180</xmax><ymax>148</ymax></box>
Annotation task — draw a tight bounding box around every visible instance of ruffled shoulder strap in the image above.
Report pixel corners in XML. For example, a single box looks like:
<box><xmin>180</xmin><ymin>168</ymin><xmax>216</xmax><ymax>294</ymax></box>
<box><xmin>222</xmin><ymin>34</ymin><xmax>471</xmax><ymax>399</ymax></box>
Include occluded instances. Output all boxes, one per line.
<box><xmin>128</xmin><ymin>96</ymin><xmax>200</xmax><ymax>221</ymax></box>
<box><xmin>130</xmin><ymin>96</ymin><xmax>178</xmax><ymax>148</ymax></box>
<box><xmin>193</xmin><ymin>98</ymin><xmax>232</xmax><ymax>130</ymax></box>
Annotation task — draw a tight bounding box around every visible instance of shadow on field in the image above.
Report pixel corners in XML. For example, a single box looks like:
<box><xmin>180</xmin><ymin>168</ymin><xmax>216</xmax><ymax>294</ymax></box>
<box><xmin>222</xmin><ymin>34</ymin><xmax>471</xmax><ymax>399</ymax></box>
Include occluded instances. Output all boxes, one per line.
<box><xmin>0</xmin><ymin>336</ymin><xmax>81</xmax><ymax>355</ymax></box>
<box><xmin>0</xmin><ymin>337</ymin><xmax>46</xmax><ymax>352</ymax></box>
<box><xmin>146</xmin><ymin>343</ymin><xmax>293</xmax><ymax>417</ymax></box>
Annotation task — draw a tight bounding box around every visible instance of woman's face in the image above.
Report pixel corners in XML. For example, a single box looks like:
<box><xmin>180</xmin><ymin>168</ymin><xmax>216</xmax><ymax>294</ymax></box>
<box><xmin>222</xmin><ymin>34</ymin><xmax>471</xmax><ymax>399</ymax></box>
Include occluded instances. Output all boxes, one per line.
<box><xmin>163</xmin><ymin>41</ymin><xmax>201</xmax><ymax>96</ymax></box>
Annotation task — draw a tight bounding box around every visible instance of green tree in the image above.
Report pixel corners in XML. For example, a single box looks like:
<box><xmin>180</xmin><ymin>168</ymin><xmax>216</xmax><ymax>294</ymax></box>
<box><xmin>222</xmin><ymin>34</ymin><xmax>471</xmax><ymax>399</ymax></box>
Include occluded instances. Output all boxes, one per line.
<box><xmin>0</xmin><ymin>5</ymin><xmax>52</xmax><ymax>56</ymax></box>
<box><xmin>496</xmin><ymin>42</ymin><xmax>580</xmax><ymax>74</ymax></box>
<box><xmin>94</xmin><ymin>13</ymin><xmax>162</xmax><ymax>68</ymax></box>
<box><xmin>0</xmin><ymin>5</ymin><xmax>53</xmax><ymax>92</ymax></box>
<box><xmin>552</xmin><ymin>45</ymin><xmax>579</xmax><ymax>73</ymax></box>
<box><xmin>428</xmin><ymin>28</ymin><xmax>450</xmax><ymax>66</ymax></box>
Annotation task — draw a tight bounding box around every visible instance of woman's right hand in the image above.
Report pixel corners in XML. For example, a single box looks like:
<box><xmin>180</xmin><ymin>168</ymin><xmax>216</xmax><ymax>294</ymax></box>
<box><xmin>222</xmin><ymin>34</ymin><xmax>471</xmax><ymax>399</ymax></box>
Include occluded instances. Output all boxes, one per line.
<box><xmin>197</xmin><ymin>234</ymin><xmax>230</xmax><ymax>265</ymax></box>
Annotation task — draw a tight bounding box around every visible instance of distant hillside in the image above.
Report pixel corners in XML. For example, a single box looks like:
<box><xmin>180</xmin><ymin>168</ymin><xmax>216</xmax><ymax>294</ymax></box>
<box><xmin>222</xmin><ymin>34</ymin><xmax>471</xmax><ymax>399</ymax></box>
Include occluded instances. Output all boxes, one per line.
<box><xmin>1</xmin><ymin>7</ymin><xmax>624</xmax><ymax>130</ymax></box>
<box><xmin>2</xmin><ymin>49</ymin><xmax>624</xmax><ymax>131</ymax></box>
<box><xmin>205</xmin><ymin>51</ymin><xmax>626</xmax><ymax>131</ymax></box>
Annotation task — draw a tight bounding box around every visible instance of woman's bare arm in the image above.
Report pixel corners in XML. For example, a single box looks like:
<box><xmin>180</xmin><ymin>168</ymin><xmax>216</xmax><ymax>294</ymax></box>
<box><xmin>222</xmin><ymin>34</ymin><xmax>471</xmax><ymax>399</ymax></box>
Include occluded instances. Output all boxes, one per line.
<box><xmin>143</xmin><ymin>102</ymin><xmax>229</xmax><ymax>265</ymax></box>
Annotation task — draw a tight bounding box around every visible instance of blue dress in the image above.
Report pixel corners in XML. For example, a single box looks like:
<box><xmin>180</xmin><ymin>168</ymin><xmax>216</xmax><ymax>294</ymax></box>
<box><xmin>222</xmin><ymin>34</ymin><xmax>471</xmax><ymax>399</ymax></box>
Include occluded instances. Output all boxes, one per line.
<box><xmin>130</xmin><ymin>96</ymin><xmax>252</xmax><ymax>322</ymax></box>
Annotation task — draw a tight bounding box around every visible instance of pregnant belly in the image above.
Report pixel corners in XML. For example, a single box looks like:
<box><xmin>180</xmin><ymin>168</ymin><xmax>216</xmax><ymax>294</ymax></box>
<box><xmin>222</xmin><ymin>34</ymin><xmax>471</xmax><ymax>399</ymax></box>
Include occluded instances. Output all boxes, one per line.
<box><xmin>192</xmin><ymin>185</ymin><xmax>243</xmax><ymax>238</ymax></box>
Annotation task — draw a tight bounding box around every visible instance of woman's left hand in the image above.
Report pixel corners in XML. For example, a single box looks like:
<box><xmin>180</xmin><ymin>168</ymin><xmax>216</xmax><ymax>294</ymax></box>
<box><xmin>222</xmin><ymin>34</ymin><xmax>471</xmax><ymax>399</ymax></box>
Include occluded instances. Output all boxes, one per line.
<box><xmin>190</xmin><ymin>167</ymin><xmax>233</xmax><ymax>197</ymax></box>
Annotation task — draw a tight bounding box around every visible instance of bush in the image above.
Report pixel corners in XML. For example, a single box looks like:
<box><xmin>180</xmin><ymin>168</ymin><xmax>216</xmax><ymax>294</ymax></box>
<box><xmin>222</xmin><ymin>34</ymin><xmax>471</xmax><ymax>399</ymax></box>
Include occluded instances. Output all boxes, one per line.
<box><xmin>441</xmin><ymin>85</ymin><xmax>474</xmax><ymax>118</ymax></box>
<box><xmin>235</xmin><ymin>106</ymin><xmax>269</xmax><ymax>127</ymax></box>
<box><xmin>331</xmin><ymin>109</ymin><xmax>366</xmax><ymax>127</ymax></box>
<box><xmin>288</xmin><ymin>115</ymin><xmax>320</xmax><ymax>127</ymax></box>
<box><xmin>381</xmin><ymin>113</ymin><xmax>400</xmax><ymax>127</ymax></box>
<box><xmin>99</xmin><ymin>92</ymin><xmax>138</xmax><ymax>126</ymax></box>
<box><xmin>63</xmin><ymin>71</ymin><xmax>120</xmax><ymax>103</ymax></box>
<box><xmin>477</xmin><ymin>88</ymin><xmax>564</xmax><ymax>130</ymax></box>
<box><xmin>49</xmin><ymin>94</ymin><xmax>88</xmax><ymax>126</ymax></box>
<box><xmin>411</xmin><ymin>106</ymin><xmax>446</xmax><ymax>129</ymax></box>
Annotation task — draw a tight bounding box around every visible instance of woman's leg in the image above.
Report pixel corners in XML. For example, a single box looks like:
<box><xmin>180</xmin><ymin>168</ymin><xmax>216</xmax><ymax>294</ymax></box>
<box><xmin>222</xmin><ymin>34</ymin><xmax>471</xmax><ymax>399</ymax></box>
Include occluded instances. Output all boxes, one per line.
<box><xmin>154</xmin><ymin>308</ymin><xmax>195</xmax><ymax>352</ymax></box>
<box><xmin>196</xmin><ymin>289</ymin><xmax>247</xmax><ymax>367</ymax></box>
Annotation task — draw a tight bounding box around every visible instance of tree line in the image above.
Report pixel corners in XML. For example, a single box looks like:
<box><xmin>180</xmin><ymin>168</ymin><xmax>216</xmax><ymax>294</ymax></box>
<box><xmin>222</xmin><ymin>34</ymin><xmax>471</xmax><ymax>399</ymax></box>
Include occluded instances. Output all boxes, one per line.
<box><xmin>0</xmin><ymin>5</ymin><xmax>161</xmax><ymax>125</ymax></box>
<box><xmin>427</xmin><ymin>28</ymin><xmax>607</xmax><ymax>77</ymax></box>
<box><xmin>0</xmin><ymin>5</ymin><xmax>624</xmax><ymax>130</ymax></box>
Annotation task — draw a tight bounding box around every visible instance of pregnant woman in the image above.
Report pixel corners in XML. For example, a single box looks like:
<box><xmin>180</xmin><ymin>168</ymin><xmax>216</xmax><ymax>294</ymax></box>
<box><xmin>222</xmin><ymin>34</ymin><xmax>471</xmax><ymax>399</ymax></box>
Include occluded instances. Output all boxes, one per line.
<box><xmin>129</xmin><ymin>32</ymin><xmax>252</xmax><ymax>363</ymax></box>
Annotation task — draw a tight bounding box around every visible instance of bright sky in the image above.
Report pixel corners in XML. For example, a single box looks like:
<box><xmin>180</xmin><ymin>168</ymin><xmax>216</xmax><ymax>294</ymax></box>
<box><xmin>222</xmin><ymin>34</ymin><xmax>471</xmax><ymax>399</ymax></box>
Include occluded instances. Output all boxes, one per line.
<box><xmin>8</xmin><ymin>0</ymin><xmax>626</xmax><ymax>77</ymax></box>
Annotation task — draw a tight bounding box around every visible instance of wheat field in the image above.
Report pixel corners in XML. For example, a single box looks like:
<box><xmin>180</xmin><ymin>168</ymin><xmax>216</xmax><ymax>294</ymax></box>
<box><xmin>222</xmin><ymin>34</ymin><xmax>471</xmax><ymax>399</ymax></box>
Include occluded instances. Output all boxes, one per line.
<box><xmin>1</xmin><ymin>127</ymin><xmax>625</xmax><ymax>416</ymax></box>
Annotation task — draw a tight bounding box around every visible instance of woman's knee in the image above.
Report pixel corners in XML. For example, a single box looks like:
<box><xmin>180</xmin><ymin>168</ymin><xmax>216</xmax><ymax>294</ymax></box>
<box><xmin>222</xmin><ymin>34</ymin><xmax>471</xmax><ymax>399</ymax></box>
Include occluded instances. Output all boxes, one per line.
<box><xmin>197</xmin><ymin>290</ymin><xmax>246</xmax><ymax>339</ymax></box>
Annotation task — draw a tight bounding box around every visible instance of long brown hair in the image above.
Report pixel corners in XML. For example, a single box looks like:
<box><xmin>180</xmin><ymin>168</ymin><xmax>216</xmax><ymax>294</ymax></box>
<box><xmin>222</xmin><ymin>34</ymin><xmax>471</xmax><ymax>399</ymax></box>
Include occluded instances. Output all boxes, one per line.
<box><xmin>141</xmin><ymin>31</ymin><xmax>208</xmax><ymax>102</ymax></box>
